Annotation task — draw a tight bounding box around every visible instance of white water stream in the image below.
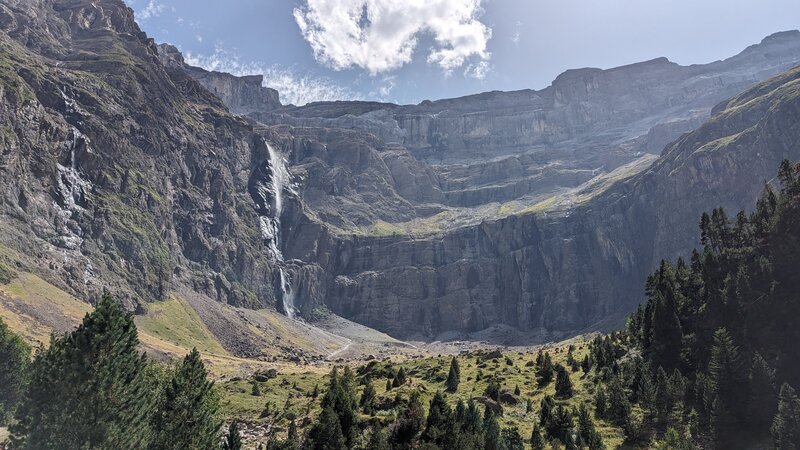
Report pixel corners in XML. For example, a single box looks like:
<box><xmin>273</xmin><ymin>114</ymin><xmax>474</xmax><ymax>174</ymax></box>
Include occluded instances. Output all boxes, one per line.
<box><xmin>259</xmin><ymin>143</ymin><xmax>296</xmax><ymax>319</ymax></box>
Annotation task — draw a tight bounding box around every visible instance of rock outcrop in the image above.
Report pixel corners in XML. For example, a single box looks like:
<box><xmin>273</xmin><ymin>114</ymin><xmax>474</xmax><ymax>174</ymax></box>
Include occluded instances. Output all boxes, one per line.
<box><xmin>286</xmin><ymin>66</ymin><xmax>800</xmax><ymax>338</ymax></box>
<box><xmin>1</xmin><ymin>0</ymin><xmax>800</xmax><ymax>341</ymax></box>
<box><xmin>0</xmin><ymin>0</ymin><xmax>287</xmax><ymax>312</ymax></box>
<box><xmin>157</xmin><ymin>43</ymin><xmax>281</xmax><ymax>115</ymax></box>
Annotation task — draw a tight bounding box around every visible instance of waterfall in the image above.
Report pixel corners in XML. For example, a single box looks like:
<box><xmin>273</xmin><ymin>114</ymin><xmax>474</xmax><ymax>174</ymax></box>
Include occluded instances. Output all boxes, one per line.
<box><xmin>255</xmin><ymin>143</ymin><xmax>297</xmax><ymax>319</ymax></box>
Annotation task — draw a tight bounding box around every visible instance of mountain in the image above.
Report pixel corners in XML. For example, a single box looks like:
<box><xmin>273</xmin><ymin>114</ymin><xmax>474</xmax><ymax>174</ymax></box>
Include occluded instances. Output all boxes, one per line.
<box><xmin>1</xmin><ymin>0</ymin><xmax>800</xmax><ymax>343</ymax></box>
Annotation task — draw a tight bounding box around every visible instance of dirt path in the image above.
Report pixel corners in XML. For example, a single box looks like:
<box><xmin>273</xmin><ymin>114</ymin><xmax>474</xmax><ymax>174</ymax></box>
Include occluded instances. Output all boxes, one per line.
<box><xmin>326</xmin><ymin>338</ymin><xmax>353</xmax><ymax>360</ymax></box>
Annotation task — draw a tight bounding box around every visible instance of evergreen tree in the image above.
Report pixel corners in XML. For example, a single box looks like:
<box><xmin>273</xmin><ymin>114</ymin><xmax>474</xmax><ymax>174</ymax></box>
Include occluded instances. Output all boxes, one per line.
<box><xmin>423</xmin><ymin>391</ymin><xmax>453</xmax><ymax>445</ymax></box>
<box><xmin>392</xmin><ymin>391</ymin><xmax>425</xmax><ymax>449</ymax></box>
<box><xmin>464</xmin><ymin>399</ymin><xmax>484</xmax><ymax>434</ymax></box>
<box><xmin>150</xmin><ymin>348</ymin><xmax>220</xmax><ymax>450</ymax></box>
<box><xmin>0</xmin><ymin>316</ymin><xmax>30</xmax><ymax>424</ymax></box>
<box><xmin>366</xmin><ymin>426</ymin><xmax>390</xmax><ymax>450</ymax></box>
<box><xmin>707</xmin><ymin>328</ymin><xmax>747</xmax><ymax>447</ymax></box>
<box><xmin>251</xmin><ymin>379</ymin><xmax>261</xmax><ymax>396</ymax></box>
<box><xmin>576</xmin><ymin>403</ymin><xmax>603</xmax><ymax>449</ymax></box>
<box><xmin>654</xmin><ymin>366</ymin><xmax>671</xmax><ymax>420</ymax></box>
<box><xmin>652</xmin><ymin>427</ymin><xmax>696</xmax><ymax>450</ymax></box>
<box><xmin>222</xmin><ymin>421</ymin><xmax>243</xmax><ymax>450</ymax></box>
<box><xmin>544</xmin><ymin>405</ymin><xmax>573</xmax><ymax>444</ymax></box>
<box><xmin>750</xmin><ymin>353</ymin><xmax>778</xmax><ymax>429</ymax></box>
<box><xmin>307</xmin><ymin>407</ymin><xmax>346</xmax><ymax>450</ymax></box>
<box><xmin>446</xmin><ymin>356</ymin><xmax>461</xmax><ymax>392</ymax></box>
<box><xmin>483</xmin><ymin>408</ymin><xmax>502</xmax><ymax>450</ymax></box>
<box><xmin>554</xmin><ymin>365</ymin><xmax>573</xmax><ymax>398</ymax></box>
<box><xmin>277</xmin><ymin>419</ymin><xmax>299</xmax><ymax>450</ymax></box>
<box><xmin>485</xmin><ymin>379</ymin><xmax>501</xmax><ymax>401</ymax></box>
<box><xmin>581</xmin><ymin>355</ymin><xmax>591</xmax><ymax>374</ymax></box>
<box><xmin>502</xmin><ymin>427</ymin><xmax>525</xmax><ymax>450</ymax></box>
<box><xmin>539</xmin><ymin>395</ymin><xmax>555</xmax><ymax>426</ymax></box>
<box><xmin>393</xmin><ymin>366</ymin><xmax>408</xmax><ymax>387</ymax></box>
<box><xmin>535</xmin><ymin>351</ymin><xmax>554</xmax><ymax>386</ymax></box>
<box><xmin>12</xmin><ymin>294</ymin><xmax>154</xmax><ymax>450</ymax></box>
<box><xmin>530</xmin><ymin>423</ymin><xmax>546</xmax><ymax>450</ymax></box>
<box><xmin>605</xmin><ymin>376</ymin><xmax>631</xmax><ymax>426</ymax></box>
<box><xmin>360</xmin><ymin>379</ymin><xmax>377</xmax><ymax>414</ymax></box>
<box><xmin>772</xmin><ymin>384</ymin><xmax>800</xmax><ymax>450</ymax></box>
<box><xmin>594</xmin><ymin>386</ymin><xmax>608</xmax><ymax>419</ymax></box>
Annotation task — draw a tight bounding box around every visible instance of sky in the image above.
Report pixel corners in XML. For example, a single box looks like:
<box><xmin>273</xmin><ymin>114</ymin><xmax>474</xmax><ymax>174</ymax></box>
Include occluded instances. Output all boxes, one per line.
<box><xmin>124</xmin><ymin>0</ymin><xmax>800</xmax><ymax>106</ymax></box>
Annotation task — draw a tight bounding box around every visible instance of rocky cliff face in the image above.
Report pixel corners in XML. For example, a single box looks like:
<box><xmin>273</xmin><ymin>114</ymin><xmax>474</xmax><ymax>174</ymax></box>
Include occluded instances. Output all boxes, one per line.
<box><xmin>1</xmin><ymin>0</ymin><xmax>800</xmax><ymax>341</ymax></box>
<box><xmin>0</xmin><ymin>0</ymin><xmax>290</xmax><ymax>313</ymax></box>
<box><xmin>251</xmin><ymin>32</ymin><xmax>800</xmax><ymax>219</ymax></box>
<box><xmin>288</xmin><ymin>66</ymin><xmax>800</xmax><ymax>337</ymax></box>
<box><xmin>157</xmin><ymin>43</ymin><xmax>282</xmax><ymax>115</ymax></box>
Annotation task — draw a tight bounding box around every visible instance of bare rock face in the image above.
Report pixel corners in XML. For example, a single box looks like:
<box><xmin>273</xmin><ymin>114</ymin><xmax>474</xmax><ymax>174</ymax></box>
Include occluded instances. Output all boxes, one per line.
<box><xmin>0</xmin><ymin>0</ymin><xmax>287</xmax><ymax>311</ymax></box>
<box><xmin>285</xmin><ymin>66</ymin><xmax>800</xmax><ymax>338</ymax></box>
<box><xmin>157</xmin><ymin>43</ymin><xmax>281</xmax><ymax>115</ymax></box>
<box><xmin>2</xmin><ymin>0</ymin><xmax>800</xmax><ymax>341</ymax></box>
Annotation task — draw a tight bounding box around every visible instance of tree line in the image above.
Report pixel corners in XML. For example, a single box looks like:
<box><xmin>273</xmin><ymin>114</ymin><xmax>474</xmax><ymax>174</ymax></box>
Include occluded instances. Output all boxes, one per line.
<box><xmin>0</xmin><ymin>295</ymin><xmax>241</xmax><ymax>449</ymax></box>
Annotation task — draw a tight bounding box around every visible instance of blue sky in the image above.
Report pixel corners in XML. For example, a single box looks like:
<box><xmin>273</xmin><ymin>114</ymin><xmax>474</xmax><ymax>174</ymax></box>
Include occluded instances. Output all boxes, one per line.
<box><xmin>125</xmin><ymin>0</ymin><xmax>800</xmax><ymax>106</ymax></box>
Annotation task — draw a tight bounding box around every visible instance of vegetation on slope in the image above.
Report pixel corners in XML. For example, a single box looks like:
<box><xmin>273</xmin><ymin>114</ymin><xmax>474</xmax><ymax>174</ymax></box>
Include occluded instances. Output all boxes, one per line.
<box><xmin>2</xmin><ymin>161</ymin><xmax>800</xmax><ymax>449</ymax></box>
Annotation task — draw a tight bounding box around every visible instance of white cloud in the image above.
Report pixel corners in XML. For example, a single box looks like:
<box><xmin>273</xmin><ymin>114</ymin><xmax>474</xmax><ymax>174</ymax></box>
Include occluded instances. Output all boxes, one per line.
<box><xmin>293</xmin><ymin>0</ymin><xmax>491</xmax><ymax>76</ymax></box>
<box><xmin>464</xmin><ymin>60</ymin><xmax>491</xmax><ymax>79</ymax></box>
<box><xmin>368</xmin><ymin>75</ymin><xmax>396</xmax><ymax>100</ymax></box>
<box><xmin>136</xmin><ymin>0</ymin><xmax>166</xmax><ymax>21</ymax></box>
<box><xmin>510</xmin><ymin>20</ymin><xmax>522</xmax><ymax>45</ymax></box>
<box><xmin>184</xmin><ymin>45</ymin><xmax>362</xmax><ymax>106</ymax></box>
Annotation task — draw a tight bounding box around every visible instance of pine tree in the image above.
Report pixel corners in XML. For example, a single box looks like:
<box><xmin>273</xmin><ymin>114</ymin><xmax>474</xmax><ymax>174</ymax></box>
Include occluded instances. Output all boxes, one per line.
<box><xmin>393</xmin><ymin>367</ymin><xmax>407</xmax><ymax>388</ymax></box>
<box><xmin>749</xmin><ymin>353</ymin><xmax>777</xmax><ymax>429</ymax></box>
<box><xmin>150</xmin><ymin>348</ymin><xmax>220</xmax><ymax>450</ymax></box>
<box><xmin>312</xmin><ymin>383</ymin><xmax>320</xmax><ymax>398</ymax></box>
<box><xmin>485</xmin><ymin>379</ymin><xmax>501</xmax><ymax>401</ymax></box>
<box><xmin>581</xmin><ymin>355</ymin><xmax>591</xmax><ymax>374</ymax></box>
<box><xmin>386</xmin><ymin>378</ymin><xmax>393</xmax><ymax>392</ymax></box>
<box><xmin>325</xmin><ymin>366</ymin><xmax>359</xmax><ymax>447</ymax></box>
<box><xmin>502</xmin><ymin>427</ymin><xmax>525</xmax><ymax>450</ymax></box>
<box><xmin>606</xmin><ymin>376</ymin><xmax>631</xmax><ymax>426</ymax></box>
<box><xmin>282</xmin><ymin>419</ymin><xmax>300</xmax><ymax>450</ymax></box>
<box><xmin>483</xmin><ymin>407</ymin><xmax>502</xmax><ymax>450</ymax></box>
<box><xmin>594</xmin><ymin>386</ymin><xmax>608</xmax><ymax>419</ymax></box>
<box><xmin>554</xmin><ymin>364</ymin><xmax>573</xmax><ymax>398</ymax></box>
<box><xmin>707</xmin><ymin>328</ymin><xmax>747</xmax><ymax>447</ymax></box>
<box><xmin>544</xmin><ymin>405</ymin><xmax>574</xmax><ymax>444</ymax></box>
<box><xmin>535</xmin><ymin>351</ymin><xmax>554</xmax><ymax>387</ymax></box>
<box><xmin>423</xmin><ymin>391</ymin><xmax>453</xmax><ymax>445</ymax></box>
<box><xmin>576</xmin><ymin>403</ymin><xmax>603</xmax><ymax>449</ymax></box>
<box><xmin>222</xmin><ymin>420</ymin><xmax>243</xmax><ymax>450</ymax></box>
<box><xmin>654</xmin><ymin>366</ymin><xmax>671</xmax><ymax>420</ymax></box>
<box><xmin>0</xmin><ymin>316</ymin><xmax>30</xmax><ymax>424</ymax></box>
<box><xmin>360</xmin><ymin>378</ymin><xmax>376</xmax><ymax>414</ymax></box>
<box><xmin>11</xmin><ymin>294</ymin><xmax>154</xmax><ymax>449</ymax></box>
<box><xmin>392</xmin><ymin>391</ymin><xmax>425</xmax><ymax>449</ymax></box>
<box><xmin>772</xmin><ymin>384</ymin><xmax>800</xmax><ymax>450</ymax></box>
<box><xmin>366</xmin><ymin>426</ymin><xmax>390</xmax><ymax>450</ymax></box>
<box><xmin>251</xmin><ymin>379</ymin><xmax>261</xmax><ymax>396</ymax></box>
<box><xmin>307</xmin><ymin>407</ymin><xmax>346</xmax><ymax>450</ymax></box>
<box><xmin>539</xmin><ymin>395</ymin><xmax>555</xmax><ymax>426</ymax></box>
<box><xmin>446</xmin><ymin>356</ymin><xmax>461</xmax><ymax>392</ymax></box>
<box><xmin>530</xmin><ymin>423</ymin><xmax>546</xmax><ymax>450</ymax></box>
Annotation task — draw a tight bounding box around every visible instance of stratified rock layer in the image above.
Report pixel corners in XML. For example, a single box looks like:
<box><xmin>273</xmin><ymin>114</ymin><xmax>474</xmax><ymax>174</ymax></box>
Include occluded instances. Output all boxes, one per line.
<box><xmin>1</xmin><ymin>0</ymin><xmax>800</xmax><ymax>340</ymax></box>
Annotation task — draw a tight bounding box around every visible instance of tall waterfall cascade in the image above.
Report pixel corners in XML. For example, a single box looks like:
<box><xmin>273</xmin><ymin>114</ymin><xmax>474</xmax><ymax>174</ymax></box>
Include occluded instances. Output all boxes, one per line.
<box><xmin>256</xmin><ymin>143</ymin><xmax>297</xmax><ymax>319</ymax></box>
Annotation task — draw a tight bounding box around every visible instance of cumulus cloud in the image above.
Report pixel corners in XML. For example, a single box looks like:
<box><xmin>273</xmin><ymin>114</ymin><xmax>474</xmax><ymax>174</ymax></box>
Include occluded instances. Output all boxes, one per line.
<box><xmin>293</xmin><ymin>0</ymin><xmax>491</xmax><ymax>76</ymax></box>
<box><xmin>184</xmin><ymin>46</ymin><xmax>362</xmax><ymax>106</ymax></box>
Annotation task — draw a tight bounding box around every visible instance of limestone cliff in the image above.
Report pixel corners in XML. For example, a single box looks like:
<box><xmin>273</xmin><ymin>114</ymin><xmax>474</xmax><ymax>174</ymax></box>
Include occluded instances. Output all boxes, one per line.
<box><xmin>1</xmin><ymin>0</ymin><xmax>800</xmax><ymax>342</ymax></box>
